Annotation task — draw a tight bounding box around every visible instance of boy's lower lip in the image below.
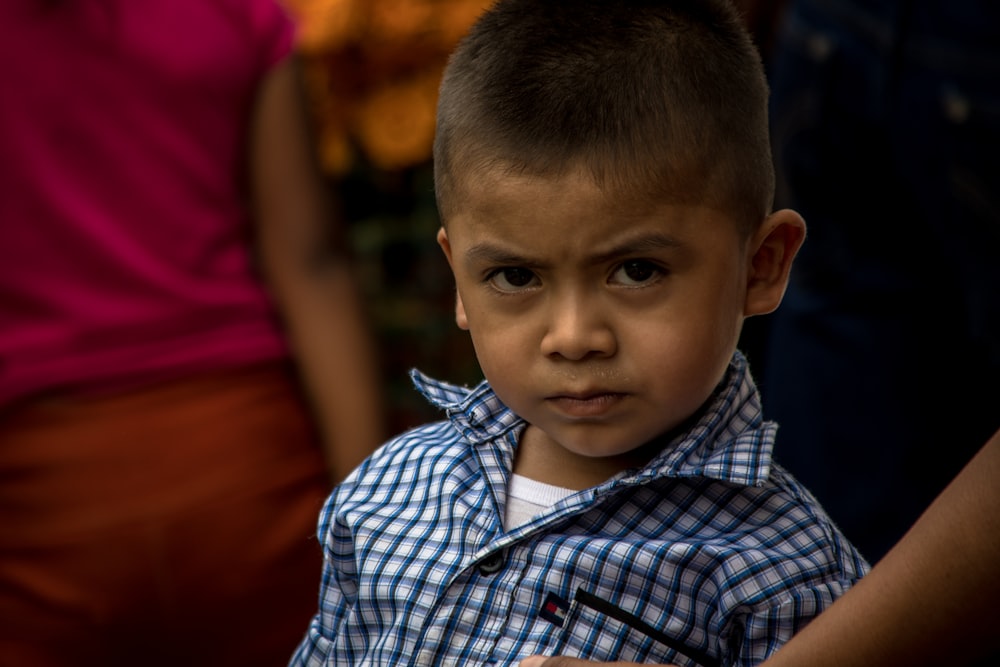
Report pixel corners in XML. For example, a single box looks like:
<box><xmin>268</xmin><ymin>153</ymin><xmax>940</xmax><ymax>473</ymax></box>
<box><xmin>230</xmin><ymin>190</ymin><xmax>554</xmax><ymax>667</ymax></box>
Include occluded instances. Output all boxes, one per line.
<box><xmin>547</xmin><ymin>393</ymin><xmax>625</xmax><ymax>417</ymax></box>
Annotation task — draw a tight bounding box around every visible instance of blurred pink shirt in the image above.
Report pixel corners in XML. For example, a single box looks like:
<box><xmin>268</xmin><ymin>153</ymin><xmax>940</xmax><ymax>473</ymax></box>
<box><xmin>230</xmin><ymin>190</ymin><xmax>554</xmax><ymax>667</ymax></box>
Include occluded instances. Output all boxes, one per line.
<box><xmin>0</xmin><ymin>0</ymin><xmax>296</xmax><ymax>404</ymax></box>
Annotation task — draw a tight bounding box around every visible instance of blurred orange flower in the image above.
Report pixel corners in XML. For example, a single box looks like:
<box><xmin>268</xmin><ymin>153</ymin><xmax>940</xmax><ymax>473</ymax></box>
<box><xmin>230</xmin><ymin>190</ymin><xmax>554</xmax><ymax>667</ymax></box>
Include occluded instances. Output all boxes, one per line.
<box><xmin>283</xmin><ymin>0</ymin><xmax>494</xmax><ymax>175</ymax></box>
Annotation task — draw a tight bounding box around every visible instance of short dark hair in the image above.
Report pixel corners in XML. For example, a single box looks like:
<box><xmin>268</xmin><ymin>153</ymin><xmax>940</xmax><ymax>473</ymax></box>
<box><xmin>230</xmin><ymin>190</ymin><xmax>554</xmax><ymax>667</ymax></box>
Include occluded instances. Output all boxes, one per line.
<box><xmin>434</xmin><ymin>0</ymin><xmax>774</xmax><ymax>234</ymax></box>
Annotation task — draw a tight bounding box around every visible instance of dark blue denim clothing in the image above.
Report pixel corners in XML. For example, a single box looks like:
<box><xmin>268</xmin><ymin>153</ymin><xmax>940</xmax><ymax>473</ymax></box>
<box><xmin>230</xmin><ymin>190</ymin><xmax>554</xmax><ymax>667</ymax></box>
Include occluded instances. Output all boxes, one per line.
<box><xmin>753</xmin><ymin>0</ymin><xmax>1000</xmax><ymax>563</ymax></box>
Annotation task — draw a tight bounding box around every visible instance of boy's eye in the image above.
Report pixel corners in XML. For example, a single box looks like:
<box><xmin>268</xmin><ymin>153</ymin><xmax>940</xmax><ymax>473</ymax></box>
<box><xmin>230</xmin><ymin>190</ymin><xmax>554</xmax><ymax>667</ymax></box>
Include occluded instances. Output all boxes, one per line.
<box><xmin>612</xmin><ymin>260</ymin><xmax>662</xmax><ymax>286</ymax></box>
<box><xmin>488</xmin><ymin>267</ymin><xmax>538</xmax><ymax>291</ymax></box>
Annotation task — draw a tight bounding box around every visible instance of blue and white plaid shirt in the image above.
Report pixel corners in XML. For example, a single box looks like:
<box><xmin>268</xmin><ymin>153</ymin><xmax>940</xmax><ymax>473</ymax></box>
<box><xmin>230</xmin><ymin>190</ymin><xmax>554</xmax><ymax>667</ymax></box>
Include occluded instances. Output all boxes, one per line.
<box><xmin>290</xmin><ymin>352</ymin><xmax>868</xmax><ymax>667</ymax></box>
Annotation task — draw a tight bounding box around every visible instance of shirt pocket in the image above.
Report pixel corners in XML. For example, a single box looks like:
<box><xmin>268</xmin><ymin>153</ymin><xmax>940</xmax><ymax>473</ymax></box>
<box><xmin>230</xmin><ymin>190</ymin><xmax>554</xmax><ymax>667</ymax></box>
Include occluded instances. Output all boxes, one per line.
<box><xmin>551</xmin><ymin>588</ymin><xmax>720</xmax><ymax>667</ymax></box>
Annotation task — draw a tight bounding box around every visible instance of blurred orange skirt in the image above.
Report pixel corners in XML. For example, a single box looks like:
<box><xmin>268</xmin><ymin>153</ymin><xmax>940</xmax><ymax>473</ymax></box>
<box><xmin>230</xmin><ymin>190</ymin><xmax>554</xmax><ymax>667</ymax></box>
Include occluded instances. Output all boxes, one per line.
<box><xmin>0</xmin><ymin>362</ymin><xmax>330</xmax><ymax>667</ymax></box>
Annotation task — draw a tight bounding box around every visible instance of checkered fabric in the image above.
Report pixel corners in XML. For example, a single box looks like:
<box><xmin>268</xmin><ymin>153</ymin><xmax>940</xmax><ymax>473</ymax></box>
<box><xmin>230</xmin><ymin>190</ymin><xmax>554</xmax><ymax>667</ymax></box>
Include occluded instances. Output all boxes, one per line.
<box><xmin>290</xmin><ymin>351</ymin><xmax>868</xmax><ymax>667</ymax></box>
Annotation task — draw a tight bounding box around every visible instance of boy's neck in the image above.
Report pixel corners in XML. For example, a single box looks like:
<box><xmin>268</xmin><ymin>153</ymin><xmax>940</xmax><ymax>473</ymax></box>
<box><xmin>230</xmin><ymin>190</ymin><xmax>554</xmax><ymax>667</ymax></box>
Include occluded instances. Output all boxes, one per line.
<box><xmin>512</xmin><ymin>425</ymin><xmax>664</xmax><ymax>491</ymax></box>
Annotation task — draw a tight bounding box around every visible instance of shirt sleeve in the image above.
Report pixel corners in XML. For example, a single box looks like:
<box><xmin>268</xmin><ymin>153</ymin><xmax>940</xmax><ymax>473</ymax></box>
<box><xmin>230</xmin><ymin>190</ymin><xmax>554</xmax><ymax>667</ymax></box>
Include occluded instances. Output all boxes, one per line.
<box><xmin>288</xmin><ymin>490</ymin><xmax>356</xmax><ymax>666</ymax></box>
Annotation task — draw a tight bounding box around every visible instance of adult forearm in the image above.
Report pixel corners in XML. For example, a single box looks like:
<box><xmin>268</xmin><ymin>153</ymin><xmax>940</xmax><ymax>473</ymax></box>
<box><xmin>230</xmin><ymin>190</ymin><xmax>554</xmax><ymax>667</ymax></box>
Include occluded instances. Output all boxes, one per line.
<box><xmin>249</xmin><ymin>56</ymin><xmax>386</xmax><ymax>484</ymax></box>
<box><xmin>273</xmin><ymin>259</ymin><xmax>386</xmax><ymax>484</ymax></box>
<box><xmin>519</xmin><ymin>428</ymin><xmax>1000</xmax><ymax>667</ymax></box>
<box><xmin>757</xmin><ymin>427</ymin><xmax>1000</xmax><ymax>667</ymax></box>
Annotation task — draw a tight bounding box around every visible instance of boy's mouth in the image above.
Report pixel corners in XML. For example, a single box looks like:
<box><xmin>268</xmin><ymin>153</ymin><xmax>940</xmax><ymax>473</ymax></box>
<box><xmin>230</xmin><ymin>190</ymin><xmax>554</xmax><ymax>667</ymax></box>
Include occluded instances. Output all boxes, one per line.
<box><xmin>547</xmin><ymin>392</ymin><xmax>626</xmax><ymax>418</ymax></box>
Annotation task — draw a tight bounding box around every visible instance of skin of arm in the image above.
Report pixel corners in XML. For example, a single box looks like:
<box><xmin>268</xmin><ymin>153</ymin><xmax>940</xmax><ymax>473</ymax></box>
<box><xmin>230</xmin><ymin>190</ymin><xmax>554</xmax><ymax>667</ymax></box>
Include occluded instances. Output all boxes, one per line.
<box><xmin>249</xmin><ymin>55</ymin><xmax>386</xmax><ymax>484</ymax></box>
<box><xmin>752</xmin><ymin>425</ymin><xmax>1000</xmax><ymax>667</ymax></box>
<box><xmin>519</xmin><ymin>426</ymin><xmax>1000</xmax><ymax>667</ymax></box>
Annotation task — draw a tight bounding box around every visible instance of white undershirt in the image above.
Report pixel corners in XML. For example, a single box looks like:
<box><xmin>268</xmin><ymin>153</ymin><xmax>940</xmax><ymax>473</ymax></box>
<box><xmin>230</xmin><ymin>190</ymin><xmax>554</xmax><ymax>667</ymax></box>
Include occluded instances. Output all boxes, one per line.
<box><xmin>503</xmin><ymin>473</ymin><xmax>576</xmax><ymax>530</ymax></box>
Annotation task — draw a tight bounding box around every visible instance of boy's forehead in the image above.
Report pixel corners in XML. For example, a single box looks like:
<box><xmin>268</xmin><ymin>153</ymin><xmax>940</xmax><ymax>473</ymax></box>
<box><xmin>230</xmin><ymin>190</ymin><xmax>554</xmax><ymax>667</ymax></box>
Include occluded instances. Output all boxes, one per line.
<box><xmin>443</xmin><ymin>166</ymin><xmax>740</xmax><ymax>254</ymax></box>
<box><xmin>447</xmin><ymin>166</ymin><xmax>660</xmax><ymax>223</ymax></box>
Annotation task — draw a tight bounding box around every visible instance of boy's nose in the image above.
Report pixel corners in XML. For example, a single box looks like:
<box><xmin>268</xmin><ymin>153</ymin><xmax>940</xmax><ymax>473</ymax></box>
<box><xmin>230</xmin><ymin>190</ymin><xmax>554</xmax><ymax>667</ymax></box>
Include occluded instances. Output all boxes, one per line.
<box><xmin>539</xmin><ymin>296</ymin><xmax>616</xmax><ymax>361</ymax></box>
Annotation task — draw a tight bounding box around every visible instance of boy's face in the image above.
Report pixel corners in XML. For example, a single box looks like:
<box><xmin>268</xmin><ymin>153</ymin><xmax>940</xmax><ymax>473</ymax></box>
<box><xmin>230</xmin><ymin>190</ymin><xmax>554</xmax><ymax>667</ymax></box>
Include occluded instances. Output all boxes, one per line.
<box><xmin>438</xmin><ymin>167</ymin><xmax>802</xmax><ymax>468</ymax></box>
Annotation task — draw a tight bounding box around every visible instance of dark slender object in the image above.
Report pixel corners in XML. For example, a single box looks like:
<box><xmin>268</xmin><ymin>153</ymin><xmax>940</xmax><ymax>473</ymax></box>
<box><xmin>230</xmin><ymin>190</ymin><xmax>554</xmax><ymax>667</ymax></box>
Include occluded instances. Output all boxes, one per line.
<box><xmin>574</xmin><ymin>588</ymin><xmax>722</xmax><ymax>667</ymax></box>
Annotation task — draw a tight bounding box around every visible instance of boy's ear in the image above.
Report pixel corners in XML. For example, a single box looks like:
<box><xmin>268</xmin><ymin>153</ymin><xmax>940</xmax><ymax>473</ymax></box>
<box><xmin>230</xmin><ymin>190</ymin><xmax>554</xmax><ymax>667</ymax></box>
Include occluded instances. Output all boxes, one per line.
<box><xmin>744</xmin><ymin>209</ymin><xmax>806</xmax><ymax>316</ymax></box>
<box><xmin>436</xmin><ymin>227</ymin><xmax>470</xmax><ymax>330</ymax></box>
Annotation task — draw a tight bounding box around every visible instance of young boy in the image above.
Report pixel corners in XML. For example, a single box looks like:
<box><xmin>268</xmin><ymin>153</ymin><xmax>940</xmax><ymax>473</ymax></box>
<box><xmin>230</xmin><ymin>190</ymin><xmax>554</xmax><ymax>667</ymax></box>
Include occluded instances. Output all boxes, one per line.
<box><xmin>290</xmin><ymin>1</ymin><xmax>868</xmax><ymax>666</ymax></box>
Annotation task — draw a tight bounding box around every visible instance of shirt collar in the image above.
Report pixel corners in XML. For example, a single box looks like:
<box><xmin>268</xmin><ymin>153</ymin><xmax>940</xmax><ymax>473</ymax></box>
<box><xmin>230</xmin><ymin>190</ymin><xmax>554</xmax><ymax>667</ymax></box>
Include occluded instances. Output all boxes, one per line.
<box><xmin>409</xmin><ymin>350</ymin><xmax>775</xmax><ymax>488</ymax></box>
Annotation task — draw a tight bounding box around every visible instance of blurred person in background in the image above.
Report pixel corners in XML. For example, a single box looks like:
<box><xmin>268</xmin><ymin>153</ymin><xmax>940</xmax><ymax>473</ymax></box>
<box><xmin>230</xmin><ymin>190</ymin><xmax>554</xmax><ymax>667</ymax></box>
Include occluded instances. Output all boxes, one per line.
<box><xmin>283</xmin><ymin>0</ymin><xmax>494</xmax><ymax>435</ymax></box>
<box><xmin>736</xmin><ymin>0</ymin><xmax>1000</xmax><ymax>564</ymax></box>
<box><xmin>0</xmin><ymin>0</ymin><xmax>384</xmax><ymax>665</ymax></box>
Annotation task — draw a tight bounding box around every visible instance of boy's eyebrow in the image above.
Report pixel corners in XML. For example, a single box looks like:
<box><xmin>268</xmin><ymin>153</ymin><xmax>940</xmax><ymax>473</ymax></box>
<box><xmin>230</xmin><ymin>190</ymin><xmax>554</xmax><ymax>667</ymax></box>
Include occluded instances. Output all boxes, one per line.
<box><xmin>589</xmin><ymin>232</ymin><xmax>684</xmax><ymax>265</ymax></box>
<box><xmin>463</xmin><ymin>232</ymin><xmax>684</xmax><ymax>266</ymax></box>
<box><xmin>463</xmin><ymin>243</ymin><xmax>536</xmax><ymax>266</ymax></box>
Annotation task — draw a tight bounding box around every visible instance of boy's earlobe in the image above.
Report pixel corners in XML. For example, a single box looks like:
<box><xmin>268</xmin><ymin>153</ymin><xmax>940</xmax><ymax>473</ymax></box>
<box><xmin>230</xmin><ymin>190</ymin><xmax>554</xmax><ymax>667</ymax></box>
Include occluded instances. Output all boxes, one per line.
<box><xmin>436</xmin><ymin>227</ymin><xmax>470</xmax><ymax>330</ymax></box>
<box><xmin>744</xmin><ymin>209</ymin><xmax>806</xmax><ymax>316</ymax></box>
<box><xmin>454</xmin><ymin>291</ymin><xmax>470</xmax><ymax>330</ymax></box>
